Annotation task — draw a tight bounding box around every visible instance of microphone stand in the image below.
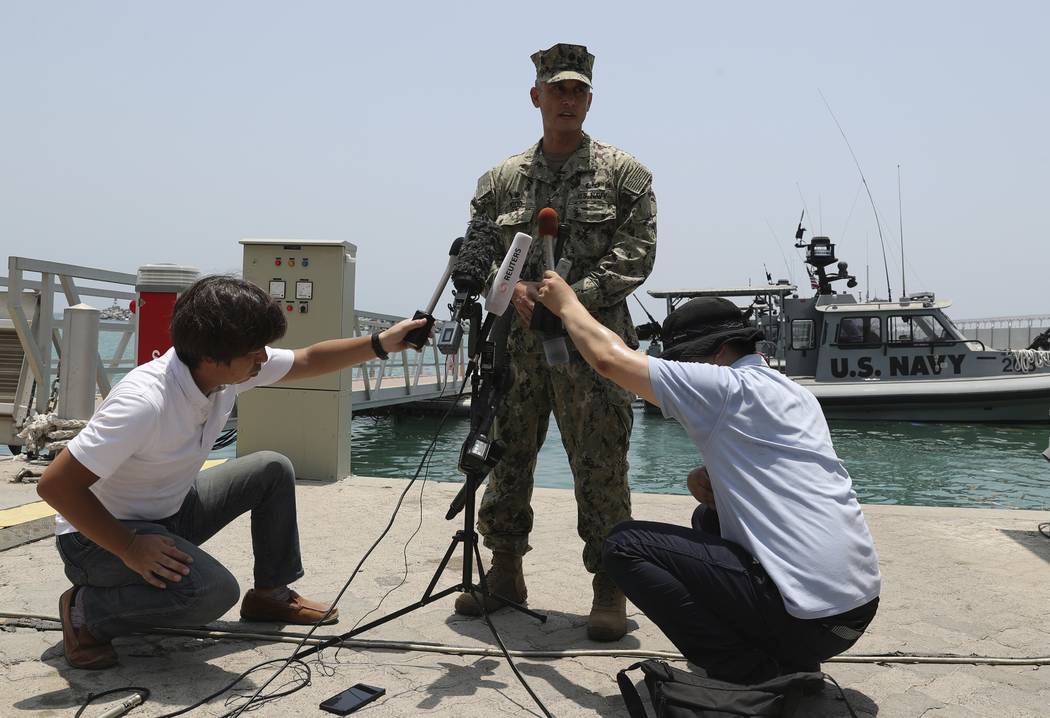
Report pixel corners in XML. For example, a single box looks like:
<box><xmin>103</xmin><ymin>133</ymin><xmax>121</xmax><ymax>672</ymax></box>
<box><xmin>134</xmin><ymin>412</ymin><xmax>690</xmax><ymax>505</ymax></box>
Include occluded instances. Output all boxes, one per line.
<box><xmin>293</xmin><ymin>300</ymin><xmax>545</xmax><ymax>664</ymax></box>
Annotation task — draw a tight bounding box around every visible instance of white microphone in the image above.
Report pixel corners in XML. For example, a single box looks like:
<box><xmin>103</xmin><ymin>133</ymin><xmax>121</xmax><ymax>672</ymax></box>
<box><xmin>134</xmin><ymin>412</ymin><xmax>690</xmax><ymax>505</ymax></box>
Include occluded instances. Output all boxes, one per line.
<box><xmin>485</xmin><ymin>232</ymin><xmax>533</xmax><ymax>316</ymax></box>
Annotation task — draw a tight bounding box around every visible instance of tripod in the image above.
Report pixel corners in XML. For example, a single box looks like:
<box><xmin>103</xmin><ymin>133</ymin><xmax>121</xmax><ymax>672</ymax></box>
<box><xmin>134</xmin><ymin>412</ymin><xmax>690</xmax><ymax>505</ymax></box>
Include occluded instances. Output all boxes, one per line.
<box><xmin>294</xmin><ymin>304</ymin><xmax>545</xmax><ymax>663</ymax></box>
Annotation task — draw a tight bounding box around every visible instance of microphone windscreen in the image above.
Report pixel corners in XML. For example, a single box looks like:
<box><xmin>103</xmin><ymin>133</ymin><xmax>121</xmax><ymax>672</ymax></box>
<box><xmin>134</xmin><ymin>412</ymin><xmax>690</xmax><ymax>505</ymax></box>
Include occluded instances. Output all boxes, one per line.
<box><xmin>538</xmin><ymin>207</ymin><xmax>559</xmax><ymax>237</ymax></box>
<box><xmin>452</xmin><ymin>216</ymin><xmax>501</xmax><ymax>294</ymax></box>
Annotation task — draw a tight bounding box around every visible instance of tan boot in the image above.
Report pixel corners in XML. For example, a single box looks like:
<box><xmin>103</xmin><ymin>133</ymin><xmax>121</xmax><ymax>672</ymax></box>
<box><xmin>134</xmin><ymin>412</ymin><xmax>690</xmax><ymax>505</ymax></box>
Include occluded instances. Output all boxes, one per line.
<box><xmin>454</xmin><ymin>551</ymin><xmax>527</xmax><ymax>616</ymax></box>
<box><xmin>587</xmin><ymin>572</ymin><xmax>627</xmax><ymax>641</ymax></box>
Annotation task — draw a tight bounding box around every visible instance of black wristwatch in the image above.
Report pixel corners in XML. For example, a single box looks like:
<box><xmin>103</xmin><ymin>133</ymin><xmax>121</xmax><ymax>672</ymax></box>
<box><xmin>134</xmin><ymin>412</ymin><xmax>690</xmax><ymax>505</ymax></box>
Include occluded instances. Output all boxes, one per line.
<box><xmin>371</xmin><ymin>331</ymin><xmax>389</xmax><ymax>360</ymax></box>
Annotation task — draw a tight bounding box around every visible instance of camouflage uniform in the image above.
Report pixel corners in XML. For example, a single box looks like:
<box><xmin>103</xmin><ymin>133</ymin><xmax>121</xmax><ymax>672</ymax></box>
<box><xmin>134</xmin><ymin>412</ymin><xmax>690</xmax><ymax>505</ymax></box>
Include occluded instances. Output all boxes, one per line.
<box><xmin>470</xmin><ymin>133</ymin><xmax>657</xmax><ymax>572</ymax></box>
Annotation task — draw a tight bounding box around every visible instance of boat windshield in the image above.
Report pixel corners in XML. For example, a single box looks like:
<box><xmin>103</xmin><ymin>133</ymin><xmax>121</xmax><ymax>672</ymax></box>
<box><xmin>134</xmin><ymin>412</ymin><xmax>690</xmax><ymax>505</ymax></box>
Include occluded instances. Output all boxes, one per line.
<box><xmin>888</xmin><ymin>314</ymin><xmax>954</xmax><ymax>344</ymax></box>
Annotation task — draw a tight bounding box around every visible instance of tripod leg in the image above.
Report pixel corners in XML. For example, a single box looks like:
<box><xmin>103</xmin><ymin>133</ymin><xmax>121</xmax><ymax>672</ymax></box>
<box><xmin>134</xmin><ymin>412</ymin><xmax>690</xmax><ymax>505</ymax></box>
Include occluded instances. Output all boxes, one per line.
<box><xmin>424</xmin><ymin>531</ymin><xmax>463</xmax><ymax>599</ymax></box>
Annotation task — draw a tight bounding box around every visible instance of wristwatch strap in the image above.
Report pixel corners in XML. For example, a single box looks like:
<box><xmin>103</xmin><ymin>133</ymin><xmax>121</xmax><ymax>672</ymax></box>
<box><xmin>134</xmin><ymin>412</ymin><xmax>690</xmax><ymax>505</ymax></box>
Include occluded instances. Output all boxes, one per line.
<box><xmin>371</xmin><ymin>331</ymin><xmax>389</xmax><ymax>360</ymax></box>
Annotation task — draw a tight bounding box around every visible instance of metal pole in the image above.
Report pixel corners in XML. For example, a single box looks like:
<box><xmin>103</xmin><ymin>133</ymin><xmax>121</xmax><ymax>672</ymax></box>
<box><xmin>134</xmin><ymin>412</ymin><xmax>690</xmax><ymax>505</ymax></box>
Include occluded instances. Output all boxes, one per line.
<box><xmin>58</xmin><ymin>304</ymin><xmax>100</xmax><ymax>420</ymax></box>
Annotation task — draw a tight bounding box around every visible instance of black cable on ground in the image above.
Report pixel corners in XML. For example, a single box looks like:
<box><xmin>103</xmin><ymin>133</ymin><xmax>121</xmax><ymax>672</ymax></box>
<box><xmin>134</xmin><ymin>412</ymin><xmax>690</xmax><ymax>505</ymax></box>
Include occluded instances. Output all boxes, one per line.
<box><xmin>1038</xmin><ymin>522</ymin><xmax>1050</xmax><ymax>539</ymax></box>
<box><xmin>226</xmin><ymin>357</ymin><xmax>559</xmax><ymax>717</ymax></box>
<box><xmin>71</xmin><ymin>359</ymin><xmax>465</xmax><ymax>718</ymax></box>
<box><xmin>69</xmin><ymin>354</ymin><xmax>551</xmax><ymax>717</ymax></box>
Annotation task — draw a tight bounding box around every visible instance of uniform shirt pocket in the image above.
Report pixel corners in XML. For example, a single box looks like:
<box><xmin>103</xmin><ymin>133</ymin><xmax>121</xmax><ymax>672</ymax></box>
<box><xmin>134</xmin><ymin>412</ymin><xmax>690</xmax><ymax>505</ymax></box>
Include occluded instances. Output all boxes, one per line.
<box><xmin>496</xmin><ymin>206</ymin><xmax>535</xmax><ymax>229</ymax></box>
<box><xmin>566</xmin><ymin>200</ymin><xmax>617</xmax><ymax>225</ymax></box>
<box><xmin>564</xmin><ymin>200</ymin><xmax>618</xmax><ymax>267</ymax></box>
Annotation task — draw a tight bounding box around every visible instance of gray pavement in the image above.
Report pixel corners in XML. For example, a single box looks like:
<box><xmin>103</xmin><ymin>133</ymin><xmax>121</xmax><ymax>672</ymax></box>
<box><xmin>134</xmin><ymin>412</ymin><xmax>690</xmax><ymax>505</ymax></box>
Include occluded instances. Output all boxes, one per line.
<box><xmin>2</xmin><ymin>458</ymin><xmax>1050</xmax><ymax>717</ymax></box>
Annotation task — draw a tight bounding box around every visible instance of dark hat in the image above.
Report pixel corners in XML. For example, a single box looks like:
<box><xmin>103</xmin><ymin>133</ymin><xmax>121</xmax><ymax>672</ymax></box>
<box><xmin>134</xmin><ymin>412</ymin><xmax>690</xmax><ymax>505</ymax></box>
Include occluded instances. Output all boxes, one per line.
<box><xmin>531</xmin><ymin>43</ymin><xmax>594</xmax><ymax>87</ymax></box>
<box><xmin>659</xmin><ymin>297</ymin><xmax>764</xmax><ymax>361</ymax></box>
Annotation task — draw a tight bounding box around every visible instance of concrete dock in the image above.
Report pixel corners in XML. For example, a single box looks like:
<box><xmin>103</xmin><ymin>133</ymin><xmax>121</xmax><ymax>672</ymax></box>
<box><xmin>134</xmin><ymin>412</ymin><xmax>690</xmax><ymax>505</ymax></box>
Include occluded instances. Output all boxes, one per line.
<box><xmin>2</xmin><ymin>454</ymin><xmax>1049</xmax><ymax>717</ymax></box>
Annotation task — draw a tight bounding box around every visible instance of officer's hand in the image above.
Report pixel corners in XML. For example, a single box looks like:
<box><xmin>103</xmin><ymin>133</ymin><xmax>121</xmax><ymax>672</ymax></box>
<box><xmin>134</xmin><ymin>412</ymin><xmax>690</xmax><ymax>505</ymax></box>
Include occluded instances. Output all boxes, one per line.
<box><xmin>380</xmin><ymin>317</ymin><xmax>430</xmax><ymax>353</ymax></box>
<box><xmin>687</xmin><ymin>465</ymin><xmax>715</xmax><ymax>509</ymax></box>
<box><xmin>121</xmin><ymin>534</ymin><xmax>193</xmax><ymax>589</ymax></box>
<box><xmin>536</xmin><ymin>271</ymin><xmax>576</xmax><ymax>317</ymax></box>
<box><xmin>512</xmin><ymin>281</ymin><xmax>539</xmax><ymax>325</ymax></box>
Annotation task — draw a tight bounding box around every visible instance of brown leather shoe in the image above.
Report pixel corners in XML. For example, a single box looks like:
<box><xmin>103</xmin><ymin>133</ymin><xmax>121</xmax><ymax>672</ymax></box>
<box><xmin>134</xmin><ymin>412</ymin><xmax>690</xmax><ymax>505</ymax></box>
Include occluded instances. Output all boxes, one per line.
<box><xmin>59</xmin><ymin>587</ymin><xmax>118</xmax><ymax>670</ymax></box>
<box><xmin>239</xmin><ymin>588</ymin><xmax>339</xmax><ymax>625</ymax></box>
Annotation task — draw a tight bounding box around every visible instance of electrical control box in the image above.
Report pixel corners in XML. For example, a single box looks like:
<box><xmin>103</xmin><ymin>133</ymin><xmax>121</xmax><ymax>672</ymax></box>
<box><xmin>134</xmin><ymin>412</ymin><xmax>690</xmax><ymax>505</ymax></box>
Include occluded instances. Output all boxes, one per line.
<box><xmin>237</xmin><ymin>239</ymin><xmax>357</xmax><ymax>481</ymax></box>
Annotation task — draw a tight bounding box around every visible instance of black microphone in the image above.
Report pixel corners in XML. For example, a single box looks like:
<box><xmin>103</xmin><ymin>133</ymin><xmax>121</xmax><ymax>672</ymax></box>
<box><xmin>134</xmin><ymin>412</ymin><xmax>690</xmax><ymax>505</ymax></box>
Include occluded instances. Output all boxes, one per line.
<box><xmin>437</xmin><ymin>217</ymin><xmax>502</xmax><ymax>355</ymax></box>
<box><xmin>452</xmin><ymin>216</ymin><xmax>501</xmax><ymax>295</ymax></box>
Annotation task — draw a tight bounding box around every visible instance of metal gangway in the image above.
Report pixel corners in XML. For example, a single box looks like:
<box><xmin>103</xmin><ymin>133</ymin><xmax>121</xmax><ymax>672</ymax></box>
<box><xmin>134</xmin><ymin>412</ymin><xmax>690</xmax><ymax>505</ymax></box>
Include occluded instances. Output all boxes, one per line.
<box><xmin>1</xmin><ymin>256</ymin><xmax>468</xmax><ymax>451</ymax></box>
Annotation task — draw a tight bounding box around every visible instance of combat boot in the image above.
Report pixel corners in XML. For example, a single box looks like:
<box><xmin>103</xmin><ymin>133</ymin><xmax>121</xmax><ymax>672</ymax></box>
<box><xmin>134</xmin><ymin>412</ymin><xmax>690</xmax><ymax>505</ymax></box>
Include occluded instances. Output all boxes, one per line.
<box><xmin>587</xmin><ymin>572</ymin><xmax>627</xmax><ymax>641</ymax></box>
<box><xmin>454</xmin><ymin>551</ymin><xmax>527</xmax><ymax>616</ymax></box>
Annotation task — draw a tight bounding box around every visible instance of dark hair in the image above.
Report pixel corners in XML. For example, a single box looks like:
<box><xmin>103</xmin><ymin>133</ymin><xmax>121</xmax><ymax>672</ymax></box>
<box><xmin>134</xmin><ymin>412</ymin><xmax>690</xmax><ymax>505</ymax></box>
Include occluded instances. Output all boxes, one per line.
<box><xmin>170</xmin><ymin>275</ymin><xmax>287</xmax><ymax>369</ymax></box>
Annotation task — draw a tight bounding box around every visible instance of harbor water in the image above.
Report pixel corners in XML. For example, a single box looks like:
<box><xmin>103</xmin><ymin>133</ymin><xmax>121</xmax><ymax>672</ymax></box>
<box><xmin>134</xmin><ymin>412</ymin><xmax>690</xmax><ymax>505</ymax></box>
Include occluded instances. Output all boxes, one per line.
<box><xmin>7</xmin><ymin>331</ymin><xmax>1048</xmax><ymax>511</ymax></box>
<box><xmin>340</xmin><ymin>409</ymin><xmax>1050</xmax><ymax>510</ymax></box>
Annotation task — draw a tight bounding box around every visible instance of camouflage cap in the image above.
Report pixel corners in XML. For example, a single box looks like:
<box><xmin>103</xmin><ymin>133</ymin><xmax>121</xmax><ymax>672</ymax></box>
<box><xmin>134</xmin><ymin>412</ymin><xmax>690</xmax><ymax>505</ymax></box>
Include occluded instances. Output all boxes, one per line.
<box><xmin>531</xmin><ymin>43</ymin><xmax>594</xmax><ymax>87</ymax></box>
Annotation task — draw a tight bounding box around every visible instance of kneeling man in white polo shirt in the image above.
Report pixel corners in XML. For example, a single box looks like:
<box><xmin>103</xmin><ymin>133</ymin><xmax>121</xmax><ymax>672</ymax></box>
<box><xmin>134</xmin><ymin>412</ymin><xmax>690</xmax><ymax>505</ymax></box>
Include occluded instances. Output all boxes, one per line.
<box><xmin>536</xmin><ymin>272</ymin><xmax>881</xmax><ymax>684</ymax></box>
<box><xmin>37</xmin><ymin>275</ymin><xmax>425</xmax><ymax>669</ymax></box>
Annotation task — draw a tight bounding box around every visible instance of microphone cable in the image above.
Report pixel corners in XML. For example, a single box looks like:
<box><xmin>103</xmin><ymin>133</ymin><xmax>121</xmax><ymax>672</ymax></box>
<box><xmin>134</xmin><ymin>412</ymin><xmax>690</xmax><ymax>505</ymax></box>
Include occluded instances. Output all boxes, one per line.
<box><xmin>227</xmin><ymin>350</ymin><xmax>553</xmax><ymax>718</ymax></box>
<box><xmin>77</xmin><ymin>348</ymin><xmax>465</xmax><ymax>718</ymax></box>
<box><xmin>224</xmin><ymin>376</ymin><xmax>468</xmax><ymax>717</ymax></box>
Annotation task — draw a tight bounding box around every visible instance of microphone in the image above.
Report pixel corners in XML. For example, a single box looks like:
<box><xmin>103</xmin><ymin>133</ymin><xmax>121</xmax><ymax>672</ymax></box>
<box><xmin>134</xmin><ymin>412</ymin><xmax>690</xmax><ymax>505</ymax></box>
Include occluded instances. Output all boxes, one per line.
<box><xmin>452</xmin><ymin>216</ymin><xmax>501</xmax><ymax>295</ymax></box>
<box><xmin>486</xmin><ymin>231</ymin><xmax>533</xmax><ymax>316</ymax></box>
<box><xmin>404</xmin><ymin>238</ymin><xmax>463</xmax><ymax>350</ymax></box>
<box><xmin>528</xmin><ymin>207</ymin><xmax>571</xmax><ymax>364</ymax></box>
<box><xmin>538</xmin><ymin>207</ymin><xmax>558</xmax><ymax>271</ymax></box>
<box><xmin>437</xmin><ymin>217</ymin><xmax>502</xmax><ymax>355</ymax></box>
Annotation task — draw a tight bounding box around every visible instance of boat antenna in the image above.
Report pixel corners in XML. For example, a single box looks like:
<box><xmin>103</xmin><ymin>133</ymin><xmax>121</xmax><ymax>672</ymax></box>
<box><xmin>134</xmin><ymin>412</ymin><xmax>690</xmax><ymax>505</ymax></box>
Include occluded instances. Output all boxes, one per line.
<box><xmin>632</xmin><ymin>293</ymin><xmax>662</xmax><ymax>341</ymax></box>
<box><xmin>898</xmin><ymin>163</ymin><xmax>905</xmax><ymax>298</ymax></box>
<box><xmin>818</xmin><ymin>89</ymin><xmax>892</xmax><ymax>301</ymax></box>
<box><xmin>865</xmin><ymin>233</ymin><xmax>870</xmax><ymax>301</ymax></box>
<box><xmin>762</xmin><ymin>217</ymin><xmax>795</xmax><ymax>284</ymax></box>
<box><xmin>632</xmin><ymin>293</ymin><xmax>660</xmax><ymax>326</ymax></box>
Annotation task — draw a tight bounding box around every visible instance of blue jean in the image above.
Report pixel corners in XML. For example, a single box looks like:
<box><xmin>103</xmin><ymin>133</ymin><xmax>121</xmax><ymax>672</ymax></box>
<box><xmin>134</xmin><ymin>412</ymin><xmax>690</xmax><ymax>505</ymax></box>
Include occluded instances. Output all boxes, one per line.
<box><xmin>602</xmin><ymin>506</ymin><xmax>878</xmax><ymax>684</ymax></box>
<box><xmin>55</xmin><ymin>451</ymin><xmax>304</xmax><ymax>641</ymax></box>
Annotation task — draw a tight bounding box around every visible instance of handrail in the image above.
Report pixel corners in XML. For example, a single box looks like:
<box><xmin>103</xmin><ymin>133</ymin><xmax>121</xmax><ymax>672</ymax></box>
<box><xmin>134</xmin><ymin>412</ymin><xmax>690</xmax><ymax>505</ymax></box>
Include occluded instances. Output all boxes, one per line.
<box><xmin>5</xmin><ymin>257</ymin><xmax>137</xmax><ymax>421</ymax></box>
<box><xmin>3</xmin><ymin>257</ymin><xmax>468</xmax><ymax>439</ymax></box>
<box><xmin>350</xmin><ymin>309</ymin><xmax>467</xmax><ymax>408</ymax></box>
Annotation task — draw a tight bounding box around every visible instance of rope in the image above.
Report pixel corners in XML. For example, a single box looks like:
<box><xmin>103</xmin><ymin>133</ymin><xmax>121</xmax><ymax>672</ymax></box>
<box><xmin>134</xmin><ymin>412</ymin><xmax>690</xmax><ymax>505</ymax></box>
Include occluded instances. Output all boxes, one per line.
<box><xmin>15</xmin><ymin>412</ymin><xmax>89</xmax><ymax>454</ymax></box>
<box><xmin>1007</xmin><ymin>349</ymin><xmax>1050</xmax><ymax>374</ymax></box>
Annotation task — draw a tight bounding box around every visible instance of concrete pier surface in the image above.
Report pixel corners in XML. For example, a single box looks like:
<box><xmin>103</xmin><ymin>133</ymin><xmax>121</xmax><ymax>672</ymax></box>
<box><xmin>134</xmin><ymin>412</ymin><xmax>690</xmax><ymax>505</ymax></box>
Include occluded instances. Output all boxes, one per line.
<box><xmin>2</xmin><ymin>455</ymin><xmax>1049</xmax><ymax>717</ymax></box>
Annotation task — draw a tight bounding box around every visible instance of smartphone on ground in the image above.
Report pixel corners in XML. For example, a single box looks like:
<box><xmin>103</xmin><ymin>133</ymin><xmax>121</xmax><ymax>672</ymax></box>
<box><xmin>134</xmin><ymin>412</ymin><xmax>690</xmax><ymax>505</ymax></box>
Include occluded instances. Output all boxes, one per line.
<box><xmin>318</xmin><ymin>683</ymin><xmax>385</xmax><ymax>715</ymax></box>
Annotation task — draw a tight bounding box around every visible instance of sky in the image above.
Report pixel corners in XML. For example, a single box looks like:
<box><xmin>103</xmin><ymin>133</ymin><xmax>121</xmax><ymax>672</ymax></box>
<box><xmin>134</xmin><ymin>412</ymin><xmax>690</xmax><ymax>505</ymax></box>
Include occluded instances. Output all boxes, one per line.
<box><xmin>2</xmin><ymin>1</ymin><xmax>1048</xmax><ymax>323</ymax></box>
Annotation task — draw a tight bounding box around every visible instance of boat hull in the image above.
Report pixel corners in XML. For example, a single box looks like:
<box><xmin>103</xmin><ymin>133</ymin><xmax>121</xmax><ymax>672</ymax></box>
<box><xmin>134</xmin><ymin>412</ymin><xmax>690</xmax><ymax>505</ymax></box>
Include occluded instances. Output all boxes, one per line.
<box><xmin>795</xmin><ymin>374</ymin><xmax>1050</xmax><ymax>423</ymax></box>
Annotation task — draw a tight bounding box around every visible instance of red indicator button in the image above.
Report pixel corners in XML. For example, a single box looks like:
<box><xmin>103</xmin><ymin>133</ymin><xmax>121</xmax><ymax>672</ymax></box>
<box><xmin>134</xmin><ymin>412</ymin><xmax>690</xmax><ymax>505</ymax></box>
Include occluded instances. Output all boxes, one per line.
<box><xmin>286</xmin><ymin>304</ymin><xmax>293</xmax><ymax>312</ymax></box>
<box><xmin>275</xmin><ymin>258</ymin><xmax>282</xmax><ymax>266</ymax></box>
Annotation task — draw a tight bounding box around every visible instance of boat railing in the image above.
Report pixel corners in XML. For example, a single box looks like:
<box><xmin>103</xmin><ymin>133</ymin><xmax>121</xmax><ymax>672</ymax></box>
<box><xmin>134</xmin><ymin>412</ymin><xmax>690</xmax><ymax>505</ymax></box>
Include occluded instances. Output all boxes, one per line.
<box><xmin>828</xmin><ymin>338</ymin><xmax>988</xmax><ymax>352</ymax></box>
<box><xmin>953</xmin><ymin>314</ymin><xmax>1050</xmax><ymax>351</ymax></box>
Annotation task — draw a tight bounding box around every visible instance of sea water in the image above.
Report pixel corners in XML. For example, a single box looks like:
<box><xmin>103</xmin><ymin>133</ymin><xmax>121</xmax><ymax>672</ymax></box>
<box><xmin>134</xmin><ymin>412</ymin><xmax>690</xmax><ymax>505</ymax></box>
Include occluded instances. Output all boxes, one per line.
<box><xmin>9</xmin><ymin>331</ymin><xmax>1048</xmax><ymax>510</ymax></box>
<box><xmin>343</xmin><ymin>410</ymin><xmax>1050</xmax><ymax>510</ymax></box>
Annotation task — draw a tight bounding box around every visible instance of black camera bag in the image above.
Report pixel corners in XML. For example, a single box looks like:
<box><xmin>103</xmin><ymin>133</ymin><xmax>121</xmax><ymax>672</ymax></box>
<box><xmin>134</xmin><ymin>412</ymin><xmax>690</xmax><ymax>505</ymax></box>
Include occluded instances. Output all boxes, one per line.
<box><xmin>616</xmin><ymin>660</ymin><xmax>855</xmax><ymax>718</ymax></box>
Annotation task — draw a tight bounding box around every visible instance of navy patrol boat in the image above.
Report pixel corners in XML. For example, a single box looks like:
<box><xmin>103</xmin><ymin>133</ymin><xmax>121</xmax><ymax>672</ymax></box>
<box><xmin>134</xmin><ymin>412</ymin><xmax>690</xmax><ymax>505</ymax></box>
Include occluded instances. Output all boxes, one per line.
<box><xmin>646</xmin><ymin>236</ymin><xmax>1050</xmax><ymax>423</ymax></box>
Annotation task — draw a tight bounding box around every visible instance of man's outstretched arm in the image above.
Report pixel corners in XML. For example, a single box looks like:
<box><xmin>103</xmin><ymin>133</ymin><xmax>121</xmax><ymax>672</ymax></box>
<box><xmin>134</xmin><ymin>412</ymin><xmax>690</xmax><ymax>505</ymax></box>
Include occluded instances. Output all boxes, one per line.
<box><xmin>537</xmin><ymin>271</ymin><xmax>658</xmax><ymax>406</ymax></box>
<box><xmin>282</xmin><ymin>316</ymin><xmax>427</xmax><ymax>382</ymax></box>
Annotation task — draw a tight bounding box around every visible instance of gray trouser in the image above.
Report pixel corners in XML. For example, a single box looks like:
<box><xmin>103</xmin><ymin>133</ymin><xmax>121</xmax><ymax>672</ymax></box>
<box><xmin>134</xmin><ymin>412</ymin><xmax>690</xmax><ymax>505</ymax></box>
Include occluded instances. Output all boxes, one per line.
<box><xmin>55</xmin><ymin>451</ymin><xmax>303</xmax><ymax>641</ymax></box>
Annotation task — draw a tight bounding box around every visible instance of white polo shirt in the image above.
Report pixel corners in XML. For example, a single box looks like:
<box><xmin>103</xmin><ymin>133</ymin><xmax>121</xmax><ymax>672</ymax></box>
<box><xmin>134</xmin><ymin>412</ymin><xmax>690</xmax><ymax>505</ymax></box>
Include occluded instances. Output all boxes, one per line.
<box><xmin>648</xmin><ymin>354</ymin><xmax>881</xmax><ymax>619</ymax></box>
<box><xmin>56</xmin><ymin>346</ymin><xmax>294</xmax><ymax>536</ymax></box>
